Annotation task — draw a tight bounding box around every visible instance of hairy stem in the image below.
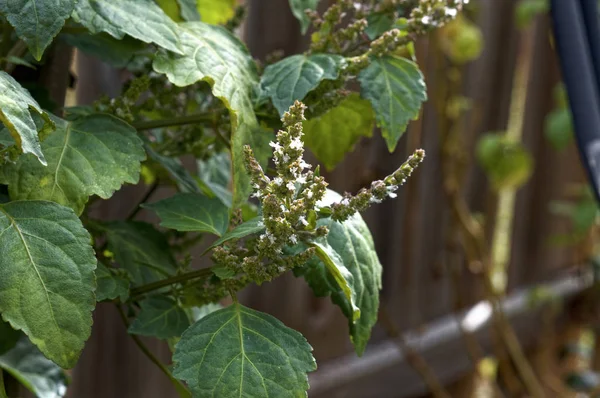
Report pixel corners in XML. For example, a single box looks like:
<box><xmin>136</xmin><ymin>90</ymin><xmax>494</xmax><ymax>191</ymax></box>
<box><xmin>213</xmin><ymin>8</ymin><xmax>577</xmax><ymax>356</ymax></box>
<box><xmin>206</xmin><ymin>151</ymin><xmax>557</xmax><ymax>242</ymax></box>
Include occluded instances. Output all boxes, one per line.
<box><xmin>116</xmin><ymin>305</ymin><xmax>191</xmax><ymax>398</ymax></box>
<box><xmin>132</xmin><ymin>113</ymin><xmax>217</xmax><ymax>131</ymax></box>
<box><xmin>129</xmin><ymin>267</ymin><xmax>214</xmax><ymax>299</ymax></box>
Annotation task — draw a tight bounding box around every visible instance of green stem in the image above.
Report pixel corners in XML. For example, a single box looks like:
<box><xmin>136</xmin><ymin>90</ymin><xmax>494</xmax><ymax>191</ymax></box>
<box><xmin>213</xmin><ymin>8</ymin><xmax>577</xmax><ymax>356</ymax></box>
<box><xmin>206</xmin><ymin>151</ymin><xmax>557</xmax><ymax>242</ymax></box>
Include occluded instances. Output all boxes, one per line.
<box><xmin>116</xmin><ymin>305</ymin><xmax>191</xmax><ymax>398</ymax></box>
<box><xmin>132</xmin><ymin>113</ymin><xmax>217</xmax><ymax>131</ymax></box>
<box><xmin>127</xmin><ymin>181</ymin><xmax>159</xmax><ymax>221</ymax></box>
<box><xmin>129</xmin><ymin>268</ymin><xmax>214</xmax><ymax>299</ymax></box>
<box><xmin>0</xmin><ymin>371</ymin><xmax>7</xmax><ymax>398</ymax></box>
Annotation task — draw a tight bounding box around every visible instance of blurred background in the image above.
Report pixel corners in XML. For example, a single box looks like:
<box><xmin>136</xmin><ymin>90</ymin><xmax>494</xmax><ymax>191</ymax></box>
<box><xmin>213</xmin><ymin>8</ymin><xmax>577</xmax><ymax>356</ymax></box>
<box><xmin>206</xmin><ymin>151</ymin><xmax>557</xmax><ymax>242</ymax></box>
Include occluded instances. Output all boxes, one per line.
<box><xmin>49</xmin><ymin>0</ymin><xmax>600</xmax><ymax>396</ymax></box>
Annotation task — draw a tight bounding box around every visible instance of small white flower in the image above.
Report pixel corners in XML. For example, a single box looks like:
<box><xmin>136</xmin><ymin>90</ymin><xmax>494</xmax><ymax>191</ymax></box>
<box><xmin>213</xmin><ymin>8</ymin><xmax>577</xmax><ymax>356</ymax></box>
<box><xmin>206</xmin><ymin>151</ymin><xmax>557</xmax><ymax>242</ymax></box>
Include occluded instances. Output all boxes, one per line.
<box><xmin>286</xmin><ymin>181</ymin><xmax>296</xmax><ymax>191</ymax></box>
<box><xmin>370</xmin><ymin>197</ymin><xmax>382</xmax><ymax>204</ymax></box>
<box><xmin>444</xmin><ymin>7</ymin><xmax>457</xmax><ymax>17</ymax></box>
<box><xmin>269</xmin><ymin>141</ymin><xmax>282</xmax><ymax>151</ymax></box>
<box><xmin>278</xmin><ymin>266</ymin><xmax>286</xmax><ymax>273</ymax></box>
<box><xmin>283</xmin><ymin>154</ymin><xmax>290</xmax><ymax>163</ymax></box>
<box><xmin>299</xmin><ymin>160</ymin><xmax>311</xmax><ymax>169</ymax></box>
<box><xmin>299</xmin><ymin>216</ymin><xmax>308</xmax><ymax>226</ymax></box>
<box><xmin>289</xmin><ymin>234</ymin><xmax>298</xmax><ymax>244</ymax></box>
<box><xmin>290</xmin><ymin>138</ymin><xmax>303</xmax><ymax>150</ymax></box>
<box><xmin>274</xmin><ymin>177</ymin><xmax>283</xmax><ymax>186</ymax></box>
<box><xmin>280</xmin><ymin>204</ymin><xmax>286</xmax><ymax>212</ymax></box>
<box><xmin>265</xmin><ymin>233</ymin><xmax>276</xmax><ymax>244</ymax></box>
<box><xmin>306</xmin><ymin>190</ymin><xmax>313</xmax><ymax>199</ymax></box>
<box><xmin>341</xmin><ymin>198</ymin><xmax>350</xmax><ymax>206</ymax></box>
<box><xmin>296</xmin><ymin>175</ymin><xmax>307</xmax><ymax>184</ymax></box>
<box><xmin>388</xmin><ymin>192</ymin><xmax>397</xmax><ymax>199</ymax></box>
<box><xmin>421</xmin><ymin>16</ymin><xmax>431</xmax><ymax>25</ymax></box>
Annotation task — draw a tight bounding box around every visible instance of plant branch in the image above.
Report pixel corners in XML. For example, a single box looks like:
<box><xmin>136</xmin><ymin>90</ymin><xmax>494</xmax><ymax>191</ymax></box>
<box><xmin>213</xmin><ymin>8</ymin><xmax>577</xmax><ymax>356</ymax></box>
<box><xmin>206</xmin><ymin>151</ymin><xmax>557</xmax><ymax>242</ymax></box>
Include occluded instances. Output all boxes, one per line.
<box><xmin>127</xmin><ymin>181</ymin><xmax>159</xmax><ymax>220</ymax></box>
<box><xmin>378</xmin><ymin>305</ymin><xmax>452</xmax><ymax>398</ymax></box>
<box><xmin>116</xmin><ymin>305</ymin><xmax>191</xmax><ymax>398</ymax></box>
<box><xmin>132</xmin><ymin>113</ymin><xmax>217</xmax><ymax>131</ymax></box>
<box><xmin>129</xmin><ymin>267</ymin><xmax>214</xmax><ymax>299</ymax></box>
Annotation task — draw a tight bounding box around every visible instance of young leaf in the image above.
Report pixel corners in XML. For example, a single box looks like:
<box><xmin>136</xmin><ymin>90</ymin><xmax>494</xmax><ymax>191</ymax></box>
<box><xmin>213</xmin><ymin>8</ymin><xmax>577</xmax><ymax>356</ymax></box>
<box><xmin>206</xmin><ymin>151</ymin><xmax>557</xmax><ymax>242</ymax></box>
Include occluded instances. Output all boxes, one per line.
<box><xmin>0</xmin><ymin>72</ymin><xmax>51</xmax><ymax>164</ymax></box>
<box><xmin>0</xmin><ymin>336</ymin><xmax>68</xmax><ymax>398</ymax></box>
<box><xmin>197</xmin><ymin>151</ymin><xmax>232</xmax><ymax>207</ymax></box>
<box><xmin>104</xmin><ymin>221</ymin><xmax>177</xmax><ymax>286</ymax></box>
<box><xmin>0</xmin><ymin>200</ymin><xmax>96</xmax><ymax>368</ymax></box>
<box><xmin>72</xmin><ymin>0</ymin><xmax>184</xmax><ymax>54</ymax></box>
<box><xmin>203</xmin><ymin>216</ymin><xmax>264</xmax><ymax>253</ymax></box>
<box><xmin>295</xmin><ymin>190</ymin><xmax>383</xmax><ymax>356</ymax></box>
<box><xmin>304</xmin><ymin>93</ymin><xmax>374</xmax><ymax>170</ymax></box>
<box><xmin>173</xmin><ymin>303</ymin><xmax>316</xmax><ymax>397</ymax></box>
<box><xmin>358</xmin><ymin>55</ymin><xmax>427</xmax><ymax>152</ymax></box>
<box><xmin>178</xmin><ymin>0</ymin><xmax>201</xmax><ymax>22</ymax></box>
<box><xmin>95</xmin><ymin>262</ymin><xmax>130</xmax><ymax>303</ymax></box>
<box><xmin>197</xmin><ymin>0</ymin><xmax>235</xmax><ymax>24</ymax></box>
<box><xmin>288</xmin><ymin>0</ymin><xmax>320</xmax><ymax>34</ymax></box>
<box><xmin>153</xmin><ymin>22</ymin><xmax>271</xmax><ymax>208</ymax></box>
<box><xmin>0</xmin><ymin>319</ymin><xmax>20</xmax><ymax>356</ymax></box>
<box><xmin>0</xmin><ymin>0</ymin><xmax>76</xmax><ymax>61</ymax></box>
<box><xmin>261</xmin><ymin>54</ymin><xmax>346</xmax><ymax>116</ymax></box>
<box><xmin>129</xmin><ymin>296</ymin><xmax>190</xmax><ymax>339</ymax></box>
<box><xmin>145</xmin><ymin>142</ymin><xmax>201</xmax><ymax>193</ymax></box>
<box><xmin>0</xmin><ymin>114</ymin><xmax>146</xmax><ymax>215</ymax></box>
<box><xmin>143</xmin><ymin>192</ymin><xmax>229</xmax><ymax>236</ymax></box>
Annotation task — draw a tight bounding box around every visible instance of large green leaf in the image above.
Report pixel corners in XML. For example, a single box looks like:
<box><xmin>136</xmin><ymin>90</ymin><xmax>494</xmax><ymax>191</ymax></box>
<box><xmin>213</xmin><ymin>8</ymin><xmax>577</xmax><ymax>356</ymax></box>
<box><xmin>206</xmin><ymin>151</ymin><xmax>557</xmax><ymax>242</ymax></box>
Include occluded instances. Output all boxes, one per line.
<box><xmin>0</xmin><ymin>319</ymin><xmax>19</xmax><ymax>355</ymax></box>
<box><xmin>153</xmin><ymin>22</ymin><xmax>270</xmax><ymax>208</ymax></box>
<box><xmin>95</xmin><ymin>262</ymin><xmax>129</xmax><ymax>303</ymax></box>
<box><xmin>104</xmin><ymin>221</ymin><xmax>177</xmax><ymax>286</ymax></box>
<box><xmin>289</xmin><ymin>0</ymin><xmax>319</xmax><ymax>33</ymax></box>
<box><xmin>173</xmin><ymin>303</ymin><xmax>316</xmax><ymax>397</ymax></box>
<box><xmin>358</xmin><ymin>55</ymin><xmax>427</xmax><ymax>152</ymax></box>
<box><xmin>0</xmin><ymin>114</ymin><xmax>145</xmax><ymax>215</ymax></box>
<box><xmin>0</xmin><ymin>200</ymin><xmax>96</xmax><ymax>368</ymax></box>
<box><xmin>304</xmin><ymin>93</ymin><xmax>374</xmax><ymax>170</ymax></box>
<box><xmin>129</xmin><ymin>295</ymin><xmax>190</xmax><ymax>339</ymax></box>
<box><xmin>0</xmin><ymin>72</ymin><xmax>51</xmax><ymax>164</ymax></box>
<box><xmin>295</xmin><ymin>190</ymin><xmax>383</xmax><ymax>356</ymax></box>
<box><xmin>0</xmin><ymin>0</ymin><xmax>75</xmax><ymax>61</ymax></box>
<box><xmin>204</xmin><ymin>216</ymin><xmax>264</xmax><ymax>253</ymax></box>
<box><xmin>61</xmin><ymin>33</ymin><xmax>147</xmax><ymax>68</ymax></box>
<box><xmin>0</xmin><ymin>336</ymin><xmax>68</xmax><ymax>398</ymax></box>
<box><xmin>157</xmin><ymin>0</ymin><xmax>200</xmax><ymax>22</ymax></box>
<box><xmin>261</xmin><ymin>54</ymin><xmax>346</xmax><ymax>116</ymax></box>
<box><xmin>72</xmin><ymin>0</ymin><xmax>183</xmax><ymax>54</ymax></box>
<box><xmin>143</xmin><ymin>193</ymin><xmax>229</xmax><ymax>236</ymax></box>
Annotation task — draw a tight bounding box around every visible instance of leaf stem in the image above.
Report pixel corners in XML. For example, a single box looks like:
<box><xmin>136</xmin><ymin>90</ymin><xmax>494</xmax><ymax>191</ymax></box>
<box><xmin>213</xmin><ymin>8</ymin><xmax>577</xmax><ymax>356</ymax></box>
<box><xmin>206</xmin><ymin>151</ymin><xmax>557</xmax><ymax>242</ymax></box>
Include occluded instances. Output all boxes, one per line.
<box><xmin>0</xmin><ymin>371</ymin><xmax>7</xmax><ymax>398</ymax></box>
<box><xmin>116</xmin><ymin>305</ymin><xmax>191</xmax><ymax>398</ymax></box>
<box><xmin>132</xmin><ymin>113</ymin><xmax>217</xmax><ymax>131</ymax></box>
<box><xmin>129</xmin><ymin>268</ymin><xmax>214</xmax><ymax>299</ymax></box>
<box><xmin>127</xmin><ymin>181</ymin><xmax>159</xmax><ymax>221</ymax></box>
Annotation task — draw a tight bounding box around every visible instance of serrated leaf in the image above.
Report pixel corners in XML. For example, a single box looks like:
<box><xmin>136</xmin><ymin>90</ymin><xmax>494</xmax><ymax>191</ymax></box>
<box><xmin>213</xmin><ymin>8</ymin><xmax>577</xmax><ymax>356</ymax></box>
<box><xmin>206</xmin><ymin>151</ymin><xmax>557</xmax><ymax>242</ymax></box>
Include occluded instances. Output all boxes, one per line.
<box><xmin>365</xmin><ymin>12</ymin><xmax>394</xmax><ymax>40</ymax></box>
<box><xmin>145</xmin><ymin>142</ymin><xmax>201</xmax><ymax>193</ymax></box>
<box><xmin>204</xmin><ymin>216</ymin><xmax>264</xmax><ymax>253</ymax></box>
<box><xmin>104</xmin><ymin>221</ymin><xmax>177</xmax><ymax>286</ymax></box>
<box><xmin>143</xmin><ymin>192</ymin><xmax>229</xmax><ymax>236</ymax></box>
<box><xmin>129</xmin><ymin>296</ymin><xmax>190</xmax><ymax>339</ymax></box>
<box><xmin>95</xmin><ymin>262</ymin><xmax>129</xmax><ymax>302</ymax></box>
<box><xmin>0</xmin><ymin>114</ymin><xmax>145</xmax><ymax>215</ymax></box>
<box><xmin>304</xmin><ymin>93</ymin><xmax>374</xmax><ymax>170</ymax></box>
<box><xmin>61</xmin><ymin>33</ymin><xmax>147</xmax><ymax>68</ymax></box>
<box><xmin>0</xmin><ymin>336</ymin><xmax>68</xmax><ymax>398</ymax></box>
<box><xmin>358</xmin><ymin>55</ymin><xmax>427</xmax><ymax>152</ymax></box>
<box><xmin>72</xmin><ymin>0</ymin><xmax>183</xmax><ymax>54</ymax></box>
<box><xmin>0</xmin><ymin>71</ymin><xmax>50</xmax><ymax>164</ymax></box>
<box><xmin>0</xmin><ymin>200</ymin><xmax>96</xmax><ymax>368</ymax></box>
<box><xmin>0</xmin><ymin>319</ymin><xmax>19</xmax><ymax>355</ymax></box>
<box><xmin>173</xmin><ymin>303</ymin><xmax>316</xmax><ymax>397</ymax></box>
<box><xmin>289</xmin><ymin>0</ymin><xmax>319</xmax><ymax>34</ymax></box>
<box><xmin>197</xmin><ymin>0</ymin><xmax>235</xmax><ymax>24</ymax></box>
<box><xmin>261</xmin><ymin>54</ymin><xmax>346</xmax><ymax>116</ymax></box>
<box><xmin>153</xmin><ymin>22</ymin><xmax>271</xmax><ymax>208</ymax></box>
<box><xmin>295</xmin><ymin>190</ymin><xmax>382</xmax><ymax>356</ymax></box>
<box><xmin>0</xmin><ymin>0</ymin><xmax>75</xmax><ymax>61</ymax></box>
<box><xmin>197</xmin><ymin>151</ymin><xmax>232</xmax><ymax>208</ymax></box>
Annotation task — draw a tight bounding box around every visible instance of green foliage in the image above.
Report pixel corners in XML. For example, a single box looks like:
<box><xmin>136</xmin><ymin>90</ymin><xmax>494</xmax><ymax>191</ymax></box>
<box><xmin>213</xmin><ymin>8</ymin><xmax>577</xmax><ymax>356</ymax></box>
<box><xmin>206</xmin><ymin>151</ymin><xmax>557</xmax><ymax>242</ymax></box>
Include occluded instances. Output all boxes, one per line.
<box><xmin>95</xmin><ymin>262</ymin><xmax>130</xmax><ymax>303</ymax></box>
<box><xmin>197</xmin><ymin>0</ymin><xmax>236</xmax><ymax>25</ymax></box>
<box><xmin>261</xmin><ymin>53</ymin><xmax>346</xmax><ymax>116</ymax></box>
<box><xmin>204</xmin><ymin>216</ymin><xmax>264</xmax><ymax>253</ymax></box>
<box><xmin>358</xmin><ymin>55</ymin><xmax>427</xmax><ymax>152</ymax></box>
<box><xmin>173</xmin><ymin>303</ymin><xmax>316</xmax><ymax>397</ymax></box>
<box><xmin>129</xmin><ymin>296</ymin><xmax>190</xmax><ymax>339</ymax></box>
<box><xmin>438</xmin><ymin>15</ymin><xmax>483</xmax><ymax>64</ymax></box>
<box><xmin>289</xmin><ymin>0</ymin><xmax>320</xmax><ymax>33</ymax></box>
<box><xmin>0</xmin><ymin>114</ymin><xmax>146</xmax><ymax>215</ymax></box>
<box><xmin>515</xmin><ymin>0</ymin><xmax>549</xmax><ymax>28</ymax></box>
<box><xmin>476</xmin><ymin>133</ymin><xmax>534</xmax><ymax>190</ymax></box>
<box><xmin>62</xmin><ymin>33</ymin><xmax>147</xmax><ymax>68</ymax></box>
<box><xmin>545</xmin><ymin>84</ymin><xmax>573</xmax><ymax>150</ymax></box>
<box><xmin>304</xmin><ymin>93</ymin><xmax>374</xmax><ymax>170</ymax></box>
<box><xmin>197</xmin><ymin>152</ymin><xmax>232</xmax><ymax>207</ymax></box>
<box><xmin>0</xmin><ymin>319</ymin><xmax>19</xmax><ymax>355</ymax></box>
<box><xmin>0</xmin><ymin>200</ymin><xmax>96</xmax><ymax>368</ymax></box>
<box><xmin>0</xmin><ymin>0</ymin><xmax>75</xmax><ymax>60</ymax></box>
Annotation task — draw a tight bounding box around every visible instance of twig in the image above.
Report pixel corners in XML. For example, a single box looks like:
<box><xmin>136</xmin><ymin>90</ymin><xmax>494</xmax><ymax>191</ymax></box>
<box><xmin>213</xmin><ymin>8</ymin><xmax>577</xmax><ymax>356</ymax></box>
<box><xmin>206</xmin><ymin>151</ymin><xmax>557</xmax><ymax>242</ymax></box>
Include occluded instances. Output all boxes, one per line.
<box><xmin>132</xmin><ymin>113</ymin><xmax>217</xmax><ymax>131</ymax></box>
<box><xmin>127</xmin><ymin>181</ymin><xmax>159</xmax><ymax>220</ymax></box>
<box><xmin>129</xmin><ymin>267</ymin><xmax>214</xmax><ymax>299</ymax></box>
<box><xmin>378</xmin><ymin>305</ymin><xmax>452</xmax><ymax>398</ymax></box>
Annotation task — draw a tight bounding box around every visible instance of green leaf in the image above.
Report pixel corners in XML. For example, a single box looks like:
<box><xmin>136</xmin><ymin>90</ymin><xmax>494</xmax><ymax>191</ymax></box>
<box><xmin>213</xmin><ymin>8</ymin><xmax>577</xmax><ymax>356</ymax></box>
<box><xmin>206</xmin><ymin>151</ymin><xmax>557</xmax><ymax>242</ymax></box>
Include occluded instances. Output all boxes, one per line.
<box><xmin>104</xmin><ymin>221</ymin><xmax>177</xmax><ymax>286</ymax></box>
<box><xmin>289</xmin><ymin>0</ymin><xmax>319</xmax><ymax>34</ymax></box>
<box><xmin>0</xmin><ymin>336</ymin><xmax>68</xmax><ymax>398</ymax></box>
<box><xmin>153</xmin><ymin>22</ymin><xmax>271</xmax><ymax>208</ymax></box>
<box><xmin>304</xmin><ymin>93</ymin><xmax>374</xmax><ymax>170</ymax></box>
<box><xmin>476</xmin><ymin>133</ymin><xmax>533</xmax><ymax>190</ymax></box>
<box><xmin>0</xmin><ymin>114</ymin><xmax>146</xmax><ymax>215</ymax></box>
<box><xmin>0</xmin><ymin>319</ymin><xmax>19</xmax><ymax>356</ymax></box>
<box><xmin>365</xmin><ymin>12</ymin><xmax>394</xmax><ymax>40</ymax></box>
<box><xmin>358</xmin><ymin>55</ymin><xmax>427</xmax><ymax>152</ymax></box>
<box><xmin>129</xmin><ymin>296</ymin><xmax>190</xmax><ymax>339</ymax></box>
<box><xmin>295</xmin><ymin>190</ymin><xmax>383</xmax><ymax>356</ymax></box>
<box><xmin>143</xmin><ymin>192</ymin><xmax>229</xmax><ymax>236</ymax></box>
<box><xmin>261</xmin><ymin>54</ymin><xmax>346</xmax><ymax>116</ymax></box>
<box><xmin>95</xmin><ymin>262</ymin><xmax>130</xmax><ymax>303</ymax></box>
<box><xmin>203</xmin><ymin>216</ymin><xmax>264</xmax><ymax>253</ymax></box>
<box><xmin>0</xmin><ymin>0</ymin><xmax>75</xmax><ymax>60</ymax></box>
<box><xmin>0</xmin><ymin>71</ymin><xmax>51</xmax><ymax>164</ymax></box>
<box><xmin>145</xmin><ymin>142</ymin><xmax>201</xmax><ymax>193</ymax></box>
<box><xmin>197</xmin><ymin>151</ymin><xmax>232</xmax><ymax>208</ymax></box>
<box><xmin>61</xmin><ymin>33</ymin><xmax>147</xmax><ymax>68</ymax></box>
<box><xmin>0</xmin><ymin>200</ymin><xmax>96</xmax><ymax>368</ymax></box>
<box><xmin>72</xmin><ymin>0</ymin><xmax>184</xmax><ymax>55</ymax></box>
<box><xmin>197</xmin><ymin>0</ymin><xmax>235</xmax><ymax>24</ymax></box>
<box><xmin>544</xmin><ymin>108</ymin><xmax>573</xmax><ymax>150</ymax></box>
<box><xmin>173</xmin><ymin>303</ymin><xmax>316</xmax><ymax>397</ymax></box>
<box><xmin>190</xmin><ymin>303</ymin><xmax>223</xmax><ymax>320</ymax></box>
